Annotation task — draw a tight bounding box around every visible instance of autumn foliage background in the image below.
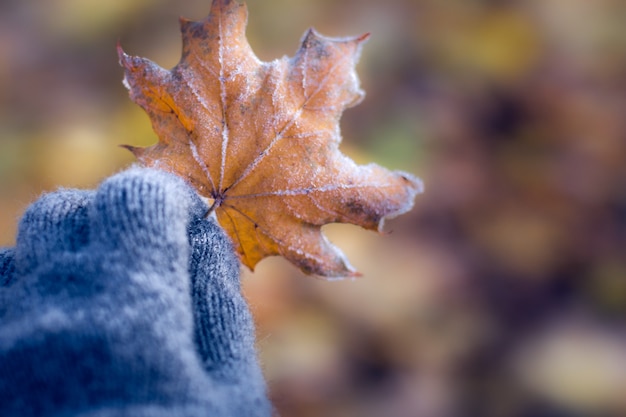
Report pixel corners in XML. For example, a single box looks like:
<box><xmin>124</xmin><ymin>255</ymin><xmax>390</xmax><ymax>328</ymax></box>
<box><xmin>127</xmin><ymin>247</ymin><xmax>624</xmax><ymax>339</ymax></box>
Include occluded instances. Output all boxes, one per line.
<box><xmin>1</xmin><ymin>0</ymin><xmax>626</xmax><ymax>416</ymax></box>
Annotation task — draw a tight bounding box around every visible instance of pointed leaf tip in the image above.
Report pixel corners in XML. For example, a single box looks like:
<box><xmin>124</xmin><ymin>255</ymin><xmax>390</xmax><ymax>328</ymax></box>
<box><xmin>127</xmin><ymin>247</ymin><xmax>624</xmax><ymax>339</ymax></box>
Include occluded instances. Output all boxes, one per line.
<box><xmin>116</xmin><ymin>41</ymin><xmax>127</xmax><ymax>64</ymax></box>
<box><xmin>119</xmin><ymin>144</ymin><xmax>145</xmax><ymax>158</ymax></box>
<box><xmin>403</xmin><ymin>172</ymin><xmax>425</xmax><ymax>194</ymax></box>
<box><xmin>319</xmin><ymin>269</ymin><xmax>362</xmax><ymax>281</ymax></box>
<box><xmin>357</xmin><ymin>32</ymin><xmax>371</xmax><ymax>43</ymax></box>
<box><xmin>179</xmin><ymin>16</ymin><xmax>193</xmax><ymax>30</ymax></box>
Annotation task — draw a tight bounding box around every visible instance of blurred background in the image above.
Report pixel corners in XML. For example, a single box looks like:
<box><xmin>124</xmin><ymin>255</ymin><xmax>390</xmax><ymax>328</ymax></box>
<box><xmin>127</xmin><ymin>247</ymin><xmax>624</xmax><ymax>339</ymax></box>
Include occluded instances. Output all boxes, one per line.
<box><xmin>2</xmin><ymin>0</ymin><xmax>626</xmax><ymax>416</ymax></box>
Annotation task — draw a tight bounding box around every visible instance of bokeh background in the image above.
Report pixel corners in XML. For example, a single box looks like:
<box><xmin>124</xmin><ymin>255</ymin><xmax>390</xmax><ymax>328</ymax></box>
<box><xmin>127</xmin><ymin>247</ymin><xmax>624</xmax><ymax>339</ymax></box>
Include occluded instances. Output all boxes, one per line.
<box><xmin>2</xmin><ymin>0</ymin><xmax>626</xmax><ymax>416</ymax></box>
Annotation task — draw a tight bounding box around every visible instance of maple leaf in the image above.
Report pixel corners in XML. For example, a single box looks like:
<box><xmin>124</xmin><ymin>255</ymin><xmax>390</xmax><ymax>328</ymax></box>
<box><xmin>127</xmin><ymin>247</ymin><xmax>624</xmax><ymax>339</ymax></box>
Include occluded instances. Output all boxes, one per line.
<box><xmin>118</xmin><ymin>0</ymin><xmax>423</xmax><ymax>278</ymax></box>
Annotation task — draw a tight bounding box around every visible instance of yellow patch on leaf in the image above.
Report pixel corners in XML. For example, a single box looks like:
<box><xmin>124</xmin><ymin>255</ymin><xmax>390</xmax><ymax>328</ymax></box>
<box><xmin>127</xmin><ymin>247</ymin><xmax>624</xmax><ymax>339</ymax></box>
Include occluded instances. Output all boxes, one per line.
<box><xmin>119</xmin><ymin>0</ymin><xmax>423</xmax><ymax>278</ymax></box>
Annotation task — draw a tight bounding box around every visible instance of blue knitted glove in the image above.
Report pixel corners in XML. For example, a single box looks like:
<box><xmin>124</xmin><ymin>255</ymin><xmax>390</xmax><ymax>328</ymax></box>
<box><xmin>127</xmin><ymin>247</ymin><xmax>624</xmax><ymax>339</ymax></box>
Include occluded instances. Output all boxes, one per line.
<box><xmin>0</xmin><ymin>167</ymin><xmax>271</xmax><ymax>417</ymax></box>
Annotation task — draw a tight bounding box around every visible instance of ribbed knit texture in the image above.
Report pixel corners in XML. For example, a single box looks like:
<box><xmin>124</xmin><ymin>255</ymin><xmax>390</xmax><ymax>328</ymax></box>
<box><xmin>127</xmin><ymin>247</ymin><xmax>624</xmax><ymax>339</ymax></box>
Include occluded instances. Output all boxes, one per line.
<box><xmin>0</xmin><ymin>167</ymin><xmax>271</xmax><ymax>417</ymax></box>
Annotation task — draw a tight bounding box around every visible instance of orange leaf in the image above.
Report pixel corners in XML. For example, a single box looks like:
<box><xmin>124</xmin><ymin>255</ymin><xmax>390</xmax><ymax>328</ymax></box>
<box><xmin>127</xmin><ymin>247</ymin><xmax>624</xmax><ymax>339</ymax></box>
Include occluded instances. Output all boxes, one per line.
<box><xmin>119</xmin><ymin>0</ymin><xmax>423</xmax><ymax>278</ymax></box>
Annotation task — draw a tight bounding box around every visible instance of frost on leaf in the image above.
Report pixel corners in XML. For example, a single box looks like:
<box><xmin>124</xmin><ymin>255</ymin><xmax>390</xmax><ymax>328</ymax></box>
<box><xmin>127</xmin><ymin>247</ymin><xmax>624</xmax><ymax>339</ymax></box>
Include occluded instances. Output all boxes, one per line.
<box><xmin>118</xmin><ymin>0</ymin><xmax>423</xmax><ymax>278</ymax></box>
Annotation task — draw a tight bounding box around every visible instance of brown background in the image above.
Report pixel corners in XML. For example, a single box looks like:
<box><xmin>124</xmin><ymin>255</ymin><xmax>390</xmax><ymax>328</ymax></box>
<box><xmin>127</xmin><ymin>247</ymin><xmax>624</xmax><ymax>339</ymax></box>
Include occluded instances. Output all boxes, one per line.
<box><xmin>2</xmin><ymin>0</ymin><xmax>626</xmax><ymax>416</ymax></box>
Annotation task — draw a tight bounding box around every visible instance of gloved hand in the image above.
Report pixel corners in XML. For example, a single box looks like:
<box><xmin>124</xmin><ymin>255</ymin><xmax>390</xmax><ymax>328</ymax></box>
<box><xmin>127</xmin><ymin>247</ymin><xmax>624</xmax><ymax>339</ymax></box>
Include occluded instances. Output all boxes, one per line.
<box><xmin>0</xmin><ymin>167</ymin><xmax>271</xmax><ymax>417</ymax></box>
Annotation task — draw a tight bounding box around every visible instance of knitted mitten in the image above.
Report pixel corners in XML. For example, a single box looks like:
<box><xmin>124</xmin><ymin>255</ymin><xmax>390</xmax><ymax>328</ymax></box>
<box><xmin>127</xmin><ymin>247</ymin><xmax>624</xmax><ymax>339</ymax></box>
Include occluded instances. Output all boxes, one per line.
<box><xmin>0</xmin><ymin>167</ymin><xmax>271</xmax><ymax>417</ymax></box>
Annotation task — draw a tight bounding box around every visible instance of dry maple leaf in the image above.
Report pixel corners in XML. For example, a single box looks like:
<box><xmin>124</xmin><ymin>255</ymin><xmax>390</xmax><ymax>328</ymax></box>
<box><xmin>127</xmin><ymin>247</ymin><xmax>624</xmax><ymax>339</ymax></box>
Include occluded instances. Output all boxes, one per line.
<box><xmin>118</xmin><ymin>0</ymin><xmax>423</xmax><ymax>278</ymax></box>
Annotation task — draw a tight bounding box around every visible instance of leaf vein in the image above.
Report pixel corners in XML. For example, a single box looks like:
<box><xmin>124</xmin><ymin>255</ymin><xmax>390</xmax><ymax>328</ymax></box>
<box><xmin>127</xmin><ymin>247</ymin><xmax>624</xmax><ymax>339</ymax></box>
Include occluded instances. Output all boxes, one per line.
<box><xmin>189</xmin><ymin>138</ymin><xmax>216</xmax><ymax>192</ymax></box>
<box><xmin>218</xmin><ymin>6</ymin><xmax>229</xmax><ymax>191</ymax></box>
<box><xmin>229</xmin><ymin>182</ymin><xmax>396</xmax><ymax>199</ymax></box>
<box><xmin>225</xmin><ymin>50</ymin><xmax>353</xmax><ymax>192</ymax></box>
<box><xmin>223</xmin><ymin>203</ymin><xmax>321</xmax><ymax>263</ymax></box>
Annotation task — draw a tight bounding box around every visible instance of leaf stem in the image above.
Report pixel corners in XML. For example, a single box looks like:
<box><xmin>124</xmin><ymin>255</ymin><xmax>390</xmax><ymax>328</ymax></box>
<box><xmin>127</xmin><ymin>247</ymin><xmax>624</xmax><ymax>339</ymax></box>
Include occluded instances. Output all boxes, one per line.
<box><xmin>204</xmin><ymin>194</ymin><xmax>223</xmax><ymax>218</ymax></box>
